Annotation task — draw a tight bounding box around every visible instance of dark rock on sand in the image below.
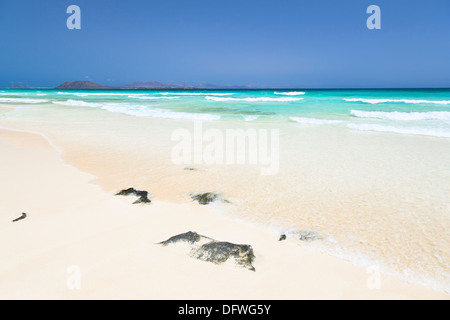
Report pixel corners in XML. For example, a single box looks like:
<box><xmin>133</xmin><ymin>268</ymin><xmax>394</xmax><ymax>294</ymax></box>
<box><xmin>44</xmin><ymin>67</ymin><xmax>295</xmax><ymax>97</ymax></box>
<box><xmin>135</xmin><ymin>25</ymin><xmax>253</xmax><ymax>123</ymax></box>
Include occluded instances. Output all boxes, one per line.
<box><xmin>191</xmin><ymin>192</ymin><xmax>226</xmax><ymax>205</ymax></box>
<box><xmin>279</xmin><ymin>234</ymin><xmax>287</xmax><ymax>241</ymax></box>
<box><xmin>116</xmin><ymin>188</ymin><xmax>151</xmax><ymax>204</ymax></box>
<box><xmin>133</xmin><ymin>191</ymin><xmax>151</xmax><ymax>204</ymax></box>
<box><xmin>158</xmin><ymin>231</ymin><xmax>211</xmax><ymax>246</ymax></box>
<box><xmin>12</xmin><ymin>213</ymin><xmax>27</xmax><ymax>222</ymax></box>
<box><xmin>191</xmin><ymin>241</ymin><xmax>256</xmax><ymax>271</ymax></box>
<box><xmin>158</xmin><ymin>231</ymin><xmax>256</xmax><ymax>271</ymax></box>
<box><xmin>184</xmin><ymin>167</ymin><xmax>198</xmax><ymax>171</ymax></box>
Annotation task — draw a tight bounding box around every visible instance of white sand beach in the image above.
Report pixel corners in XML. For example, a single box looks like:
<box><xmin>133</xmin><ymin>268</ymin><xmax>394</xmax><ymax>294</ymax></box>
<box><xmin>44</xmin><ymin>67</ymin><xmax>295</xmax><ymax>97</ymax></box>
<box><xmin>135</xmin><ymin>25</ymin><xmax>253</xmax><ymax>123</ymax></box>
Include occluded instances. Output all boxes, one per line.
<box><xmin>0</xmin><ymin>127</ymin><xmax>448</xmax><ymax>300</ymax></box>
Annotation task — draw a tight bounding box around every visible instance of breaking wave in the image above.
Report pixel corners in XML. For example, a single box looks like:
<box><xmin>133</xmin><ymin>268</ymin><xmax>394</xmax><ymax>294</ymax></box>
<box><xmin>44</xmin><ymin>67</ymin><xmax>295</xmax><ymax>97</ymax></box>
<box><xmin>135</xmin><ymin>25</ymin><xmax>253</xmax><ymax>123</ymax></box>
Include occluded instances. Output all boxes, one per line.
<box><xmin>274</xmin><ymin>91</ymin><xmax>306</xmax><ymax>96</ymax></box>
<box><xmin>290</xmin><ymin>116</ymin><xmax>342</xmax><ymax>125</ymax></box>
<box><xmin>206</xmin><ymin>96</ymin><xmax>303</xmax><ymax>102</ymax></box>
<box><xmin>344</xmin><ymin>98</ymin><xmax>450</xmax><ymax>105</ymax></box>
<box><xmin>158</xmin><ymin>92</ymin><xmax>234</xmax><ymax>96</ymax></box>
<box><xmin>53</xmin><ymin>100</ymin><xmax>220</xmax><ymax>121</ymax></box>
<box><xmin>348</xmin><ymin>123</ymin><xmax>450</xmax><ymax>138</ymax></box>
<box><xmin>351</xmin><ymin>110</ymin><xmax>450</xmax><ymax>121</ymax></box>
<box><xmin>0</xmin><ymin>98</ymin><xmax>48</xmax><ymax>104</ymax></box>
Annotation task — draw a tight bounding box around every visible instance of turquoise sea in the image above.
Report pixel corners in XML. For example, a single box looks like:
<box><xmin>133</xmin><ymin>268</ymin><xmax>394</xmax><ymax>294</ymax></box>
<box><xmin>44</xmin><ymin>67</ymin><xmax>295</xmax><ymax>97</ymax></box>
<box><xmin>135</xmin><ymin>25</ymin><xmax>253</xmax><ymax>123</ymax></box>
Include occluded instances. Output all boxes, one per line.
<box><xmin>1</xmin><ymin>88</ymin><xmax>450</xmax><ymax>138</ymax></box>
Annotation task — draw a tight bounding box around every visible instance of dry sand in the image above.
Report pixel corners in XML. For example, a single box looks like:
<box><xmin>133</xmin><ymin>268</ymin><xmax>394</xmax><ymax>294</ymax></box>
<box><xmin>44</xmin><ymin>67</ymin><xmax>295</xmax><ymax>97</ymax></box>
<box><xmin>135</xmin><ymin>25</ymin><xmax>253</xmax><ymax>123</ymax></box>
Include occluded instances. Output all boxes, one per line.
<box><xmin>0</xmin><ymin>128</ymin><xmax>448</xmax><ymax>300</ymax></box>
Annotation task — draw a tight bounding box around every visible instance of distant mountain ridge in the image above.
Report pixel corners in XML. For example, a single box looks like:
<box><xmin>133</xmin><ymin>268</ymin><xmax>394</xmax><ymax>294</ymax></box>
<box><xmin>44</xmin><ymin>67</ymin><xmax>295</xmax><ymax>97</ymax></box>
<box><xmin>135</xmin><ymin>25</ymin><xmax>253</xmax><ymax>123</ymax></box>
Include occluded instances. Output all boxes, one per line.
<box><xmin>54</xmin><ymin>81</ymin><xmax>262</xmax><ymax>90</ymax></box>
<box><xmin>122</xmin><ymin>81</ymin><xmax>222</xmax><ymax>89</ymax></box>
<box><xmin>123</xmin><ymin>81</ymin><xmax>195</xmax><ymax>89</ymax></box>
<box><xmin>9</xmin><ymin>84</ymin><xmax>31</xmax><ymax>89</ymax></box>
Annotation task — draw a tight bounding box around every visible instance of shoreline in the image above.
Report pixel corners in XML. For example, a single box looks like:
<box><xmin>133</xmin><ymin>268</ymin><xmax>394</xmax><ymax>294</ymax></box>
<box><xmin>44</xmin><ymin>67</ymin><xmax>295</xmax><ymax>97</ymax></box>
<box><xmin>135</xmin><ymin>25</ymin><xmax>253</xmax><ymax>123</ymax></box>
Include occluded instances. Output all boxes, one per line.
<box><xmin>0</xmin><ymin>126</ymin><xmax>448</xmax><ymax>299</ymax></box>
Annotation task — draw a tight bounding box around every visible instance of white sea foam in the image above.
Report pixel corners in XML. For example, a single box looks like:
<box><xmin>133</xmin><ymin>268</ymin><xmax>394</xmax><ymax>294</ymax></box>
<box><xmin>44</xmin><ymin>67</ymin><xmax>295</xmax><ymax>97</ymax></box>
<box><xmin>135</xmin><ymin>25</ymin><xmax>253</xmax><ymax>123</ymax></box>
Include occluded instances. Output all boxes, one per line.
<box><xmin>290</xmin><ymin>116</ymin><xmax>342</xmax><ymax>125</ymax></box>
<box><xmin>54</xmin><ymin>100</ymin><xmax>220</xmax><ymax>120</ymax></box>
<box><xmin>128</xmin><ymin>95</ymin><xmax>180</xmax><ymax>100</ymax></box>
<box><xmin>53</xmin><ymin>100</ymin><xmax>104</xmax><ymax>108</ymax></box>
<box><xmin>0</xmin><ymin>92</ymin><xmax>34</xmax><ymax>96</ymax></box>
<box><xmin>206</xmin><ymin>96</ymin><xmax>303</xmax><ymax>102</ymax></box>
<box><xmin>56</xmin><ymin>92</ymin><xmax>233</xmax><ymax>98</ymax></box>
<box><xmin>274</xmin><ymin>91</ymin><xmax>306</xmax><ymax>96</ymax></box>
<box><xmin>348</xmin><ymin>123</ymin><xmax>450</xmax><ymax>138</ymax></box>
<box><xmin>0</xmin><ymin>98</ymin><xmax>48</xmax><ymax>104</ymax></box>
<box><xmin>351</xmin><ymin>110</ymin><xmax>450</xmax><ymax>121</ymax></box>
<box><xmin>243</xmin><ymin>115</ymin><xmax>259</xmax><ymax>122</ymax></box>
<box><xmin>101</xmin><ymin>104</ymin><xmax>220</xmax><ymax>121</ymax></box>
<box><xmin>344</xmin><ymin>98</ymin><xmax>450</xmax><ymax>105</ymax></box>
<box><xmin>158</xmin><ymin>92</ymin><xmax>234</xmax><ymax>96</ymax></box>
<box><xmin>57</xmin><ymin>92</ymin><xmax>90</xmax><ymax>97</ymax></box>
<box><xmin>57</xmin><ymin>92</ymin><xmax>142</xmax><ymax>97</ymax></box>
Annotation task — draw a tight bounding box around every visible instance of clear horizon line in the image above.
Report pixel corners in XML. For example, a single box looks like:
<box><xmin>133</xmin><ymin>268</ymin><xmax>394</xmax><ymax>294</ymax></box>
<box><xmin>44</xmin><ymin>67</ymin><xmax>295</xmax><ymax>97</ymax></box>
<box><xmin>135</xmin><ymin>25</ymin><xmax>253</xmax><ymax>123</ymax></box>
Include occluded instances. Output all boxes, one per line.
<box><xmin>2</xmin><ymin>86</ymin><xmax>450</xmax><ymax>90</ymax></box>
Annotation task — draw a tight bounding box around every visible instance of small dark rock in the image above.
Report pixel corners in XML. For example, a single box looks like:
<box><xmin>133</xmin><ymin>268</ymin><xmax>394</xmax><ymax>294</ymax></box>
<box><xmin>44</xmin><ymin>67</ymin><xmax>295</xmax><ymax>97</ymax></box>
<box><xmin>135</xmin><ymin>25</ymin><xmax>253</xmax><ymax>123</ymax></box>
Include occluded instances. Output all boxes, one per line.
<box><xmin>12</xmin><ymin>213</ymin><xmax>27</xmax><ymax>222</ymax></box>
<box><xmin>158</xmin><ymin>231</ymin><xmax>211</xmax><ymax>246</ymax></box>
<box><xmin>279</xmin><ymin>234</ymin><xmax>287</xmax><ymax>241</ymax></box>
<box><xmin>184</xmin><ymin>167</ymin><xmax>198</xmax><ymax>171</ymax></box>
<box><xmin>133</xmin><ymin>190</ymin><xmax>151</xmax><ymax>204</ymax></box>
<box><xmin>116</xmin><ymin>188</ymin><xmax>136</xmax><ymax>196</ymax></box>
<box><xmin>191</xmin><ymin>241</ymin><xmax>256</xmax><ymax>271</ymax></box>
<box><xmin>116</xmin><ymin>188</ymin><xmax>151</xmax><ymax>204</ymax></box>
<box><xmin>190</xmin><ymin>192</ymin><xmax>220</xmax><ymax>205</ymax></box>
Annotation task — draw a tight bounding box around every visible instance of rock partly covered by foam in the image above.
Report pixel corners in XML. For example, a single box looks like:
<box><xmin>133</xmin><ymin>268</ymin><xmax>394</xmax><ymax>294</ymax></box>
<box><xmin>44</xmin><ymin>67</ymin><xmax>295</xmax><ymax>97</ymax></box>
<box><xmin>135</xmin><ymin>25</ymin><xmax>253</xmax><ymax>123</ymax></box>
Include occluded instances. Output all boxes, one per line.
<box><xmin>116</xmin><ymin>188</ymin><xmax>151</xmax><ymax>204</ymax></box>
<box><xmin>190</xmin><ymin>192</ymin><xmax>229</xmax><ymax>205</ymax></box>
<box><xmin>277</xmin><ymin>230</ymin><xmax>322</xmax><ymax>242</ymax></box>
<box><xmin>191</xmin><ymin>193</ymin><xmax>220</xmax><ymax>205</ymax></box>
<box><xmin>158</xmin><ymin>231</ymin><xmax>256</xmax><ymax>271</ymax></box>
<box><xmin>298</xmin><ymin>230</ymin><xmax>322</xmax><ymax>242</ymax></box>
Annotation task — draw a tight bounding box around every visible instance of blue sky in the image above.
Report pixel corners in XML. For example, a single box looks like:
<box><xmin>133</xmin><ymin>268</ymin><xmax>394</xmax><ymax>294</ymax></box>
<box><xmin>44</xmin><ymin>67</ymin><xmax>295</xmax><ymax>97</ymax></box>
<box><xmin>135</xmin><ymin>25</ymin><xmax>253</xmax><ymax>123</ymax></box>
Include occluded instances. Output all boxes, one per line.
<box><xmin>0</xmin><ymin>0</ymin><xmax>449</xmax><ymax>88</ymax></box>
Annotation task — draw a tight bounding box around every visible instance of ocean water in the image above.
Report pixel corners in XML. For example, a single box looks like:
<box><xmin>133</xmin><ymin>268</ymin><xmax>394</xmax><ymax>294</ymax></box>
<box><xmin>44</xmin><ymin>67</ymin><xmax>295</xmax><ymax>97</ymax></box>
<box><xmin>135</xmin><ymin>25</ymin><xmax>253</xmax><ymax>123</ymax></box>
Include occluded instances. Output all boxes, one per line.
<box><xmin>1</xmin><ymin>89</ymin><xmax>450</xmax><ymax>137</ymax></box>
<box><xmin>1</xmin><ymin>88</ymin><xmax>450</xmax><ymax>292</ymax></box>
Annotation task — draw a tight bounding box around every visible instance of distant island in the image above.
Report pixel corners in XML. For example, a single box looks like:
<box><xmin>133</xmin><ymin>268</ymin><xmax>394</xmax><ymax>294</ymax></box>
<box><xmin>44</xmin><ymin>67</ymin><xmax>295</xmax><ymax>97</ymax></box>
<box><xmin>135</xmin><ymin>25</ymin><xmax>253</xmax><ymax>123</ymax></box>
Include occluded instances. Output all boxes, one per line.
<box><xmin>6</xmin><ymin>80</ymin><xmax>272</xmax><ymax>90</ymax></box>
<box><xmin>123</xmin><ymin>81</ymin><xmax>211</xmax><ymax>89</ymax></box>
<box><xmin>56</xmin><ymin>81</ymin><xmax>116</xmax><ymax>90</ymax></box>
<box><xmin>56</xmin><ymin>80</ymin><xmax>219</xmax><ymax>90</ymax></box>
<box><xmin>9</xmin><ymin>84</ymin><xmax>31</xmax><ymax>89</ymax></box>
<box><xmin>54</xmin><ymin>81</ymin><xmax>263</xmax><ymax>90</ymax></box>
